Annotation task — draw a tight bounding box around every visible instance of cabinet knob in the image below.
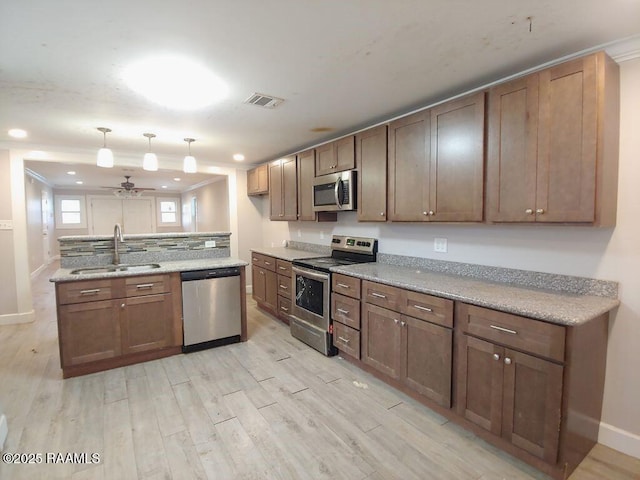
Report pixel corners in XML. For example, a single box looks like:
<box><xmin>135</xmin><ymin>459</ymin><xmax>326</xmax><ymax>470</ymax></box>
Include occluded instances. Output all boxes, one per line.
<box><xmin>121</xmin><ymin>303</ymin><xmax>125</xmax><ymax>308</ymax></box>
<box><xmin>260</xmin><ymin>271</ymin><xmax>265</xmax><ymax>275</ymax></box>
<box><xmin>525</xmin><ymin>208</ymin><xmax>534</xmax><ymax>215</ymax></box>
<box><xmin>504</xmin><ymin>357</ymin><xmax>512</xmax><ymax>365</ymax></box>
<box><xmin>380</xmin><ymin>212</ymin><xmax>385</xmax><ymax>216</ymax></box>
<box><xmin>422</xmin><ymin>211</ymin><xmax>428</xmax><ymax>216</ymax></box>
<box><xmin>428</xmin><ymin>210</ymin><xmax>435</xmax><ymax>216</ymax></box>
<box><xmin>393</xmin><ymin>319</ymin><xmax>399</xmax><ymax>324</ymax></box>
<box><xmin>400</xmin><ymin>321</ymin><xmax>406</xmax><ymax>327</ymax></box>
<box><xmin>493</xmin><ymin>353</ymin><xmax>500</xmax><ymax>361</ymax></box>
<box><xmin>536</xmin><ymin>208</ymin><xmax>545</xmax><ymax>214</ymax></box>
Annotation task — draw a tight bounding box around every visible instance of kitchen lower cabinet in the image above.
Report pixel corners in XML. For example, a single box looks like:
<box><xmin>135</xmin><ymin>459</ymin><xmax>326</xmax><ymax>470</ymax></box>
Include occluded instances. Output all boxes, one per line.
<box><xmin>361</xmin><ymin>303</ymin><xmax>402</xmax><ymax>379</ymax></box>
<box><xmin>55</xmin><ymin>273</ymin><xmax>182</xmax><ymax>378</ymax></box>
<box><xmin>252</xmin><ymin>253</ymin><xmax>288</xmax><ymax>322</ymax></box>
<box><xmin>252</xmin><ymin>265</ymin><xmax>277</xmax><ymax>312</ymax></box>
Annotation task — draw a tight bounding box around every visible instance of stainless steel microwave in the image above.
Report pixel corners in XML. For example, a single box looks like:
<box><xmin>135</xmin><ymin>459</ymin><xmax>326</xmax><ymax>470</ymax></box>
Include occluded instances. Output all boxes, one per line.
<box><xmin>312</xmin><ymin>171</ymin><xmax>356</xmax><ymax>212</ymax></box>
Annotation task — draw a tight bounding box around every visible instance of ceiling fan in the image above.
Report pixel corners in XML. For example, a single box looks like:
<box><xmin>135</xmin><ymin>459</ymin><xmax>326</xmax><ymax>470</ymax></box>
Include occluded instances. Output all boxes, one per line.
<box><xmin>101</xmin><ymin>175</ymin><xmax>155</xmax><ymax>197</ymax></box>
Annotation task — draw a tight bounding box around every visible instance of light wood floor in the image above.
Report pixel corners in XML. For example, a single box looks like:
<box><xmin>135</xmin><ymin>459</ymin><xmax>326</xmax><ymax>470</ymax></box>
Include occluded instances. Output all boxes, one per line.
<box><xmin>0</xmin><ymin>262</ymin><xmax>638</xmax><ymax>480</ymax></box>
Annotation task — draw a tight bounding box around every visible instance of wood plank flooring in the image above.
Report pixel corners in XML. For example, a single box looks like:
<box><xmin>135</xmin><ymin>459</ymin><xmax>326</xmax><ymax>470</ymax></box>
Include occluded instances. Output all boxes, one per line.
<box><xmin>0</xmin><ymin>261</ymin><xmax>638</xmax><ymax>479</ymax></box>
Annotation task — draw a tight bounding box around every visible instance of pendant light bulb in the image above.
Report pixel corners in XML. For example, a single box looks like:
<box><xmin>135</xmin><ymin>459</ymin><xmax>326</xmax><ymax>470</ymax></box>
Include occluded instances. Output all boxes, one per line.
<box><xmin>183</xmin><ymin>138</ymin><xmax>197</xmax><ymax>173</ymax></box>
<box><xmin>96</xmin><ymin>127</ymin><xmax>114</xmax><ymax>168</ymax></box>
<box><xmin>142</xmin><ymin>133</ymin><xmax>158</xmax><ymax>171</ymax></box>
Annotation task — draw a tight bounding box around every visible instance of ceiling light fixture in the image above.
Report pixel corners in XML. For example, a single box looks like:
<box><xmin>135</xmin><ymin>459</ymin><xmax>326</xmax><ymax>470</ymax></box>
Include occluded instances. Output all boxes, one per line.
<box><xmin>67</xmin><ymin>171</ymin><xmax>76</xmax><ymax>175</ymax></box>
<box><xmin>96</xmin><ymin>127</ymin><xmax>114</xmax><ymax>168</ymax></box>
<box><xmin>76</xmin><ymin>181</ymin><xmax>83</xmax><ymax>185</ymax></box>
<box><xmin>183</xmin><ymin>138</ymin><xmax>197</xmax><ymax>173</ymax></box>
<box><xmin>233</xmin><ymin>153</ymin><xmax>245</xmax><ymax>161</ymax></box>
<box><xmin>173</xmin><ymin>177</ymin><xmax>181</xmax><ymax>182</ymax></box>
<box><xmin>142</xmin><ymin>133</ymin><xmax>159</xmax><ymax>171</ymax></box>
<box><xmin>8</xmin><ymin>128</ymin><xmax>27</xmax><ymax>138</ymax></box>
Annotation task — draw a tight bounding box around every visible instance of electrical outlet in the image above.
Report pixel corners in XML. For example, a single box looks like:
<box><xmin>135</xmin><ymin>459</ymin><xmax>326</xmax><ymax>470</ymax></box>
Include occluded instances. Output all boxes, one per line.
<box><xmin>434</xmin><ymin>237</ymin><xmax>448</xmax><ymax>253</ymax></box>
<box><xmin>204</xmin><ymin>240</ymin><xmax>216</xmax><ymax>248</ymax></box>
<box><xmin>0</xmin><ymin>220</ymin><xmax>13</xmax><ymax>230</ymax></box>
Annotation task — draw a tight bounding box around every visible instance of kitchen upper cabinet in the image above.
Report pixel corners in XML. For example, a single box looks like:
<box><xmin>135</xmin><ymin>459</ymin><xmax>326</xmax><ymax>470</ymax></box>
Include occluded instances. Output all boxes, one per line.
<box><xmin>269</xmin><ymin>156</ymin><xmax>298</xmax><ymax>221</ymax></box>
<box><xmin>247</xmin><ymin>164</ymin><xmax>269</xmax><ymax>196</ymax></box>
<box><xmin>297</xmin><ymin>149</ymin><xmax>337</xmax><ymax>222</ymax></box>
<box><xmin>356</xmin><ymin>125</ymin><xmax>388</xmax><ymax>222</ymax></box>
<box><xmin>388</xmin><ymin>92</ymin><xmax>484</xmax><ymax>222</ymax></box>
<box><xmin>487</xmin><ymin>51</ymin><xmax>619</xmax><ymax>225</ymax></box>
<box><xmin>315</xmin><ymin>136</ymin><xmax>356</xmax><ymax>176</ymax></box>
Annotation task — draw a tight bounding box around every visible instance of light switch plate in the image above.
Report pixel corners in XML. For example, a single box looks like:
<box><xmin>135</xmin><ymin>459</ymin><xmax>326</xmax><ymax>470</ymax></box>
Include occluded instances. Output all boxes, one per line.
<box><xmin>434</xmin><ymin>237</ymin><xmax>448</xmax><ymax>253</ymax></box>
<box><xmin>204</xmin><ymin>240</ymin><xmax>216</xmax><ymax>248</ymax></box>
<box><xmin>0</xmin><ymin>220</ymin><xmax>13</xmax><ymax>230</ymax></box>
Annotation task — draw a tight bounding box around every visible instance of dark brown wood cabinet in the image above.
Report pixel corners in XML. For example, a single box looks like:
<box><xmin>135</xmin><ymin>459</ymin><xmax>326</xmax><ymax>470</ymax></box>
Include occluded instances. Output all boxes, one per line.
<box><xmin>297</xmin><ymin>149</ymin><xmax>337</xmax><ymax>222</ymax></box>
<box><xmin>332</xmin><ymin>273</ymin><xmax>362</xmax><ymax>359</ymax></box>
<box><xmin>269</xmin><ymin>156</ymin><xmax>297</xmax><ymax>220</ymax></box>
<box><xmin>247</xmin><ymin>164</ymin><xmax>269</xmax><ymax>196</ymax></box>
<box><xmin>121</xmin><ymin>292</ymin><xmax>174</xmax><ymax>355</ymax></box>
<box><xmin>252</xmin><ymin>253</ymin><xmax>286</xmax><ymax>322</ymax></box>
<box><xmin>361</xmin><ymin>302</ymin><xmax>402</xmax><ymax>379</ymax></box>
<box><xmin>487</xmin><ymin>51</ymin><xmax>619</xmax><ymax>225</ymax></box>
<box><xmin>356</xmin><ymin>125</ymin><xmax>388</xmax><ymax>221</ymax></box>
<box><xmin>315</xmin><ymin>136</ymin><xmax>355</xmax><ymax>176</ymax></box>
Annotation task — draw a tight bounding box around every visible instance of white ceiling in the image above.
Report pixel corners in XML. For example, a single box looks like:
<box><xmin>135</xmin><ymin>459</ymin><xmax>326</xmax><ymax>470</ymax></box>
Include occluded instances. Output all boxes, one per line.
<box><xmin>2</xmin><ymin>1</ymin><xmax>640</xmax><ymax>189</ymax></box>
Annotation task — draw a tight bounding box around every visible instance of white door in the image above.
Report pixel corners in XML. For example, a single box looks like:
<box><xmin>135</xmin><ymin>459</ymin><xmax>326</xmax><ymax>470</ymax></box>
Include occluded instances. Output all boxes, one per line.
<box><xmin>122</xmin><ymin>199</ymin><xmax>154</xmax><ymax>233</ymax></box>
<box><xmin>90</xmin><ymin>197</ymin><xmax>123</xmax><ymax>234</ymax></box>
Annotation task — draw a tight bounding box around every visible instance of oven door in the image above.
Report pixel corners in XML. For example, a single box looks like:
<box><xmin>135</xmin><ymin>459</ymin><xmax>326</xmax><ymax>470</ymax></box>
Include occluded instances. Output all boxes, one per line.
<box><xmin>291</xmin><ymin>265</ymin><xmax>330</xmax><ymax>329</ymax></box>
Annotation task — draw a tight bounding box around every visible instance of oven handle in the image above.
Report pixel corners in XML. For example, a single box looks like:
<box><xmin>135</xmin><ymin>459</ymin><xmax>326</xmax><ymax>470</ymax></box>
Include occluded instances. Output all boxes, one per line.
<box><xmin>292</xmin><ymin>265</ymin><xmax>330</xmax><ymax>282</ymax></box>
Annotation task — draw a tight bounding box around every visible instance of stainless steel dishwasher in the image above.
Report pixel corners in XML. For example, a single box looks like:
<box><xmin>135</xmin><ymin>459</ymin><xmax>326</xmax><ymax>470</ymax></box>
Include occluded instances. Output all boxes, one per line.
<box><xmin>181</xmin><ymin>267</ymin><xmax>242</xmax><ymax>353</ymax></box>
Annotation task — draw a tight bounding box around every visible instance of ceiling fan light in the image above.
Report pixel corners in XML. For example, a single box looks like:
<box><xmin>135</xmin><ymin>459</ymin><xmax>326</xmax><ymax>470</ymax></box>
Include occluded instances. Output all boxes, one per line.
<box><xmin>97</xmin><ymin>147</ymin><xmax>114</xmax><ymax>168</ymax></box>
<box><xmin>143</xmin><ymin>152</ymin><xmax>158</xmax><ymax>171</ymax></box>
<box><xmin>183</xmin><ymin>155</ymin><xmax>197</xmax><ymax>173</ymax></box>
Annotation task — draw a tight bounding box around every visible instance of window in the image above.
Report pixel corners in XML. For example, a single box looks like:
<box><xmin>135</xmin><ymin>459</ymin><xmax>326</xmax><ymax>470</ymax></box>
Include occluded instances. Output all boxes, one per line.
<box><xmin>157</xmin><ymin>197</ymin><xmax>181</xmax><ymax>227</ymax></box>
<box><xmin>54</xmin><ymin>195</ymin><xmax>87</xmax><ymax>229</ymax></box>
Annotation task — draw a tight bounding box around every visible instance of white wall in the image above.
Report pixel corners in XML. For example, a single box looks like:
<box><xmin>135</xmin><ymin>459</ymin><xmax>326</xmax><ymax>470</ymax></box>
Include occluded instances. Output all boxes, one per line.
<box><xmin>260</xmin><ymin>57</ymin><xmax>640</xmax><ymax>458</ymax></box>
<box><xmin>24</xmin><ymin>173</ymin><xmax>54</xmax><ymax>275</ymax></box>
<box><xmin>181</xmin><ymin>179</ymin><xmax>230</xmax><ymax>233</ymax></box>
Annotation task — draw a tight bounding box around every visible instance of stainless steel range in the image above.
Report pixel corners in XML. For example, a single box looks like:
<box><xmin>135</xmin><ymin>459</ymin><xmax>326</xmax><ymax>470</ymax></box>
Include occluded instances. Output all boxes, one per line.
<box><xmin>290</xmin><ymin>235</ymin><xmax>377</xmax><ymax>355</ymax></box>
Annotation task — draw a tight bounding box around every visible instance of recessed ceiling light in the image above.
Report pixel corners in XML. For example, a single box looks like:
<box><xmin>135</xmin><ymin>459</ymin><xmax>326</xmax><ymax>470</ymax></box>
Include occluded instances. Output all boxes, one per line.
<box><xmin>76</xmin><ymin>180</ymin><xmax>83</xmax><ymax>185</ymax></box>
<box><xmin>123</xmin><ymin>55</ymin><xmax>229</xmax><ymax>110</ymax></box>
<box><xmin>67</xmin><ymin>171</ymin><xmax>76</xmax><ymax>175</ymax></box>
<box><xmin>8</xmin><ymin>128</ymin><xmax>27</xmax><ymax>138</ymax></box>
<box><xmin>161</xmin><ymin>185</ymin><xmax>168</xmax><ymax>189</ymax></box>
<box><xmin>173</xmin><ymin>177</ymin><xmax>181</xmax><ymax>181</ymax></box>
<box><xmin>233</xmin><ymin>153</ymin><xmax>245</xmax><ymax>161</ymax></box>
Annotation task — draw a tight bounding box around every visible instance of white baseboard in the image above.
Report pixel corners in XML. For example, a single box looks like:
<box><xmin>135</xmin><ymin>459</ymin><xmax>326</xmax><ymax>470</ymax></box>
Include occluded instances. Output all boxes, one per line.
<box><xmin>30</xmin><ymin>263</ymin><xmax>47</xmax><ymax>280</ymax></box>
<box><xmin>0</xmin><ymin>310</ymin><xmax>35</xmax><ymax>326</ymax></box>
<box><xmin>0</xmin><ymin>414</ymin><xmax>7</xmax><ymax>452</ymax></box>
<box><xmin>599</xmin><ymin>421</ymin><xmax>640</xmax><ymax>459</ymax></box>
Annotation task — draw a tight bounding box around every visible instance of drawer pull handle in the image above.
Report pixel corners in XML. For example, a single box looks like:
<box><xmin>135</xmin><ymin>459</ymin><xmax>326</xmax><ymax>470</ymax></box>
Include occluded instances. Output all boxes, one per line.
<box><xmin>490</xmin><ymin>325</ymin><xmax>517</xmax><ymax>335</ymax></box>
<box><xmin>337</xmin><ymin>308</ymin><xmax>349</xmax><ymax>314</ymax></box>
<box><xmin>279</xmin><ymin>266</ymin><xmax>287</xmax><ymax>270</ymax></box>
<box><xmin>265</xmin><ymin>261</ymin><xmax>271</xmax><ymax>266</ymax></box>
<box><xmin>413</xmin><ymin>305</ymin><xmax>433</xmax><ymax>313</ymax></box>
<box><xmin>280</xmin><ymin>306</ymin><xmax>289</xmax><ymax>312</ymax></box>
<box><xmin>80</xmin><ymin>289</ymin><xmax>100</xmax><ymax>295</ymax></box>
<box><xmin>371</xmin><ymin>292</ymin><xmax>386</xmax><ymax>299</ymax></box>
<box><xmin>136</xmin><ymin>283</ymin><xmax>154</xmax><ymax>289</ymax></box>
<box><xmin>338</xmin><ymin>336</ymin><xmax>350</xmax><ymax>344</ymax></box>
<box><xmin>337</xmin><ymin>283</ymin><xmax>351</xmax><ymax>289</ymax></box>
<box><xmin>252</xmin><ymin>257</ymin><xmax>258</xmax><ymax>261</ymax></box>
<box><xmin>279</xmin><ymin>284</ymin><xmax>288</xmax><ymax>290</ymax></box>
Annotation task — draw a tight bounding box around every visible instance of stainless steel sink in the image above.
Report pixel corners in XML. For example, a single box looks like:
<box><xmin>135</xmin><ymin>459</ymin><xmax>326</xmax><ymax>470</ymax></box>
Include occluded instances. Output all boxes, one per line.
<box><xmin>70</xmin><ymin>263</ymin><xmax>161</xmax><ymax>274</ymax></box>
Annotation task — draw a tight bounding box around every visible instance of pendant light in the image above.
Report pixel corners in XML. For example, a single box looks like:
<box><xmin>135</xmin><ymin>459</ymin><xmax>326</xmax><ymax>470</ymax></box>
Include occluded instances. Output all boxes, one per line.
<box><xmin>183</xmin><ymin>138</ymin><xmax>197</xmax><ymax>173</ymax></box>
<box><xmin>96</xmin><ymin>127</ymin><xmax>114</xmax><ymax>168</ymax></box>
<box><xmin>142</xmin><ymin>133</ymin><xmax>158</xmax><ymax>171</ymax></box>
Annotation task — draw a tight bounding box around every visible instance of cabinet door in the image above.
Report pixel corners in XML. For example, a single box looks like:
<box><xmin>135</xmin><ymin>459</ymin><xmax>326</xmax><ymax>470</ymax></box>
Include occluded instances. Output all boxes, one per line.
<box><xmin>247</xmin><ymin>168</ymin><xmax>258</xmax><ymax>195</ymax></box>
<box><xmin>335</xmin><ymin>136</ymin><xmax>355</xmax><ymax>172</ymax></box>
<box><xmin>281</xmin><ymin>156</ymin><xmax>298</xmax><ymax>221</ymax></box>
<box><xmin>247</xmin><ymin>165</ymin><xmax>268</xmax><ymax>196</ymax></box>
<box><xmin>297</xmin><ymin>149</ymin><xmax>316</xmax><ymax>221</ymax></box>
<box><xmin>487</xmin><ymin>75</ymin><xmax>539</xmax><ymax>222</ymax></box>
<box><xmin>269</xmin><ymin>161</ymin><xmax>283</xmax><ymax>220</ymax></box>
<box><xmin>537</xmin><ymin>55</ymin><xmax>597</xmax><ymax>223</ymax></box>
<box><xmin>401</xmin><ymin>316</ymin><xmax>452</xmax><ymax>407</ymax></box>
<box><xmin>388</xmin><ymin>111</ymin><xmax>431</xmax><ymax>221</ymax></box>
<box><xmin>58</xmin><ymin>299</ymin><xmax>121</xmax><ymax>367</ymax></box>
<box><xmin>357</xmin><ymin>125</ymin><xmax>388</xmax><ymax>221</ymax></box>
<box><xmin>430</xmin><ymin>92</ymin><xmax>485</xmax><ymax>222</ymax></box>
<box><xmin>361</xmin><ymin>303</ymin><xmax>402</xmax><ymax>379</ymax></box>
<box><xmin>265</xmin><ymin>269</ymin><xmax>278</xmax><ymax>310</ymax></box>
<box><xmin>121</xmin><ymin>293</ymin><xmax>174</xmax><ymax>354</ymax></box>
<box><xmin>456</xmin><ymin>335</ymin><xmax>503</xmax><ymax>435</ymax></box>
<box><xmin>315</xmin><ymin>143</ymin><xmax>336</xmax><ymax>176</ymax></box>
<box><xmin>252</xmin><ymin>266</ymin><xmax>267</xmax><ymax>303</ymax></box>
<box><xmin>502</xmin><ymin>348</ymin><xmax>563</xmax><ymax>463</ymax></box>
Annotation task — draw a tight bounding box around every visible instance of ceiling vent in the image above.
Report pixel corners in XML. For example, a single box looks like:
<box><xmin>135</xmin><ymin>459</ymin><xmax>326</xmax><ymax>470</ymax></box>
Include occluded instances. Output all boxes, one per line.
<box><xmin>244</xmin><ymin>92</ymin><xmax>285</xmax><ymax>109</ymax></box>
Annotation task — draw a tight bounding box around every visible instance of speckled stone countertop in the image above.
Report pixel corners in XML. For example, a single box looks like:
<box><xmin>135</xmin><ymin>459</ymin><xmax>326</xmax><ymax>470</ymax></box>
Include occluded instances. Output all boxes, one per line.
<box><xmin>250</xmin><ymin>247</ymin><xmax>327</xmax><ymax>262</ymax></box>
<box><xmin>58</xmin><ymin>231</ymin><xmax>231</xmax><ymax>241</ymax></box>
<box><xmin>331</xmin><ymin>263</ymin><xmax>619</xmax><ymax>326</ymax></box>
<box><xmin>50</xmin><ymin>257</ymin><xmax>248</xmax><ymax>283</ymax></box>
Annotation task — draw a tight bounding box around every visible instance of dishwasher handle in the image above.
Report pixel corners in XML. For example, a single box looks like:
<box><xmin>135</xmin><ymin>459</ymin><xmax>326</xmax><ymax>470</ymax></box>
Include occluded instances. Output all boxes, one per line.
<box><xmin>181</xmin><ymin>267</ymin><xmax>241</xmax><ymax>281</ymax></box>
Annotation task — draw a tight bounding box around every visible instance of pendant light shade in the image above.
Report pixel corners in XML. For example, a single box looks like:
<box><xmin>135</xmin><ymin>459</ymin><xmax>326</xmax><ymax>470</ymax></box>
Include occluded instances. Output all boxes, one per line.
<box><xmin>96</xmin><ymin>127</ymin><xmax>114</xmax><ymax>168</ymax></box>
<box><xmin>183</xmin><ymin>138</ymin><xmax>197</xmax><ymax>173</ymax></box>
<box><xmin>142</xmin><ymin>133</ymin><xmax>158</xmax><ymax>171</ymax></box>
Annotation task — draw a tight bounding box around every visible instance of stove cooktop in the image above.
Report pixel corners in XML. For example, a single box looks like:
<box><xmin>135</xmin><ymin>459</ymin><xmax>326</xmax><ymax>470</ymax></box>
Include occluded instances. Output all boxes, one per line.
<box><xmin>292</xmin><ymin>235</ymin><xmax>377</xmax><ymax>273</ymax></box>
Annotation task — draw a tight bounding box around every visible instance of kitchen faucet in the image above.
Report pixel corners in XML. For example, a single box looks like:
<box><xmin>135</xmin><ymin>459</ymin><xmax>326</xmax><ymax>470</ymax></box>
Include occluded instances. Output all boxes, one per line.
<box><xmin>113</xmin><ymin>223</ymin><xmax>124</xmax><ymax>265</ymax></box>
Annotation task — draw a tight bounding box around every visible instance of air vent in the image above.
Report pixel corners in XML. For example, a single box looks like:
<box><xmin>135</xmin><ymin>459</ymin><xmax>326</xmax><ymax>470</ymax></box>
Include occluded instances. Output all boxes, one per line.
<box><xmin>244</xmin><ymin>92</ymin><xmax>285</xmax><ymax>109</ymax></box>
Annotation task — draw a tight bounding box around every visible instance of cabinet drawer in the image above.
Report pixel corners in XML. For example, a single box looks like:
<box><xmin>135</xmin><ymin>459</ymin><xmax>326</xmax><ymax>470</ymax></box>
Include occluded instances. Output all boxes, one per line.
<box><xmin>460</xmin><ymin>304</ymin><xmax>565</xmax><ymax>362</ymax></box>
<box><xmin>331</xmin><ymin>293</ymin><xmax>360</xmax><ymax>330</ymax></box>
<box><xmin>57</xmin><ymin>279</ymin><xmax>118</xmax><ymax>305</ymax></box>
<box><xmin>277</xmin><ymin>296</ymin><xmax>292</xmax><ymax>323</ymax></box>
<box><xmin>251</xmin><ymin>253</ymin><xmax>276</xmax><ymax>272</ymax></box>
<box><xmin>333</xmin><ymin>322</ymin><xmax>360</xmax><ymax>359</ymax></box>
<box><xmin>276</xmin><ymin>259</ymin><xmax>292</xmax><ymax>277</ymax></box>
<box><xmin>402</xmin><ymin>290</ymin><xmax>453</xmax><ymax>328</ymax></box>
<box><xmin>277</xmin><ymin>274</ymin><xmax>292</xmax><ymax>299</ymax></box>
<box><xmin>125</xmin><ymin>274</ymin><xmax>170</xmax><ymax>297</ymax></box>
<box><xmin>362</xmin><ymin>280</ymin><xmax>402</xmax><ymax>311</ymax></box>
<box><xmin>332</xmin><ymin>274</ymin><xmax>361</xmax><ymax>299</ymax></box>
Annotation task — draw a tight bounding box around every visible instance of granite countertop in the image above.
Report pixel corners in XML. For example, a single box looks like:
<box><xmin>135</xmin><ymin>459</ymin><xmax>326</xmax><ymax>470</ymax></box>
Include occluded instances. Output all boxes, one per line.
<box><xmin>50</xmin><ymin>257</ymin><xmax>248</xmax><ymax>283</ymax></box>
<box><xmin>331</xmin><ymin>263</ymin><xmax>620</xmax><ymax>326</ymax></box>
<box><xmin>250</xmin><ymin>247</ymin><xmax>327</xmax><ymax>262</ymax></box>
<box><xmin>58</xmin><ymin>231</ymin><xmax>231</xmax><ymax>241</ymax></box>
